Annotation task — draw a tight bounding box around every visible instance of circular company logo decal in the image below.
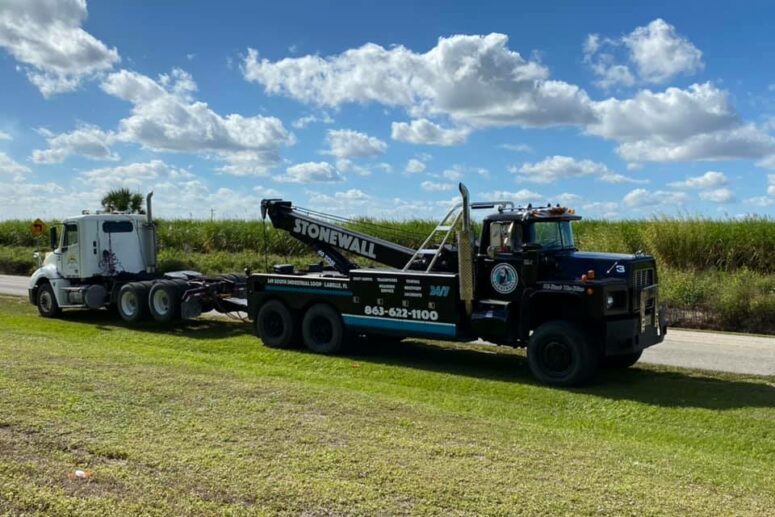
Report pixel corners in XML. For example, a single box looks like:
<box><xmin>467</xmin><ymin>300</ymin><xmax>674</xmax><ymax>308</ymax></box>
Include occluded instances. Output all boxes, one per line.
<box><xmin>490</xmin><ymin>263</ymin><xmax>519</xmax><ymax>294</ymax></box>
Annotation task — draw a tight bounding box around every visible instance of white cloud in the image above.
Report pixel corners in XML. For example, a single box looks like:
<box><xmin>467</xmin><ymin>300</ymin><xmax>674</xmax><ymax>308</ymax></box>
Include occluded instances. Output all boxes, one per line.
<box><xmin>421</xmin><ymin>180</ymin><xmax>453</xmax><ymax>192</ymax></box>
<box><xmin>622</xmin><ymin>188</ymin><xmax>689</xmax><ymax>208</ymax></box>
<box><xmin>32</xmin><ymin>125</ymin><xmax>118</xmax><ymax>163</ymax></box>
<box><xmin>78</xmin><ymin>160</ymin><xmax>194</xmax><ymax>191</ymax></box>
<box><xmin>0</xmin><ymin>0</ymin><xmax>120</xmax><ymax>96</ymax></box>
<box><xmin>498</xmin><ymin>143</ymin><xmax>533</xmax><ymax>152</ymax></box>
<box><xmin>588</xmin><ymin>84</ymin><xmax>775</xmax><ymax>163</ymax></box>
<box><xmin>745</xmin><ymin>196</ymin><xmax>774</xmax><ymax>207</ymax></box>
<box><xmin>624</xmin><ymin>19</ymin><xmax>703</xmax><ymax>84</ymax></box>
<box><xmin>308</xmin><ymin>188</ymin><xmax>370</xmax><ymax>206</ymax></box>
<box><xmin>613</xmin><ymin>124</ymin><xmax>775</xmax><ymax>163</ymax></box>
<box><xmin>292</xmin><ymin>112</ymin><xmax>334</xmax><ymax>129</ymax></box>
<box><xmin>668</xmin><ymin>171</ymin><xmax>728</xmax><ymax>189</ymax></box>
<box><xmin>391</xmin><ymin>119</ymin><xmax>470</xmax><ymax>146</ymax></box>
<box><xmin>582</xmin><ymin>201</ymin><xmax>620</xmax><ymax>218</ymax></box>
<box><xmin>554</xmin><ymin>193</ymin><xmax>583</xmax><ymax>206</ymax></box>
<box><xmin>480</xmin><ymin>189</ymin><xmax>543</xmax><ymax>204</ymax></box>
<box><xmin>0</xmin><ymin>151</ymin><xmax>30</xmax><ymax>179</ymax></box>
<box><xmin>513</xmin><ymin>155</ymin><xmax>646</xmax><ymax>184</ymax></box>
<box><xmin>324</xmin><ymin>129</ymin><xmax>386</xmax><ymax>159</ymax></box>
<box><xmin>253</xmin><ymin>185</ymin><xmax>282</xmax><ymax>198</ymax></box>
<box><xmin>278</xmin><ymin>161</ymin><xmax>342</xmax><ymax>183</ymax></box>
<box><xmin>0</xmin><ymin>131</ymin><xmax>11</xmax><ymax>141</ymax></box>
<box><xmin>756</xmin><ymin>155</ymin><xmax>775</xmax><ymax>170</ymax></box>
<box><xmin>588</xmin><ymin>83</ymin><xmax>736</xmax><ymax>142</ymax></box>
<box><xmin>442</xmin><ymin>166</ymin><xmax>464</xmax><ymax>181</ymax></box>
<box><xmin>585</xmin><ymin>19</ymin><xmax>702</xmax><ymax>88</ymax></box>
<box><xmin>243</xmin><ymin>34</ymin><xmax>594</xmax><ymax>128</ymax></box>
<box><xmin>769</xmin><ymin>174</ymin><xmax>775</xmax><ymax>196</ymax></box>
<box><xmin>405</xmin><ymin>158</ymin><xmax>425</xmax><ymax>174</ymax></box>
<box><xmin>699</xmin><ymin>188</ymin><xmax>735</xmax><ymax>203</ymax></box>
<box><xmin>100</xmin><ymin>68</ymin><xmax>294</xmax><ymax>175</ymax></box>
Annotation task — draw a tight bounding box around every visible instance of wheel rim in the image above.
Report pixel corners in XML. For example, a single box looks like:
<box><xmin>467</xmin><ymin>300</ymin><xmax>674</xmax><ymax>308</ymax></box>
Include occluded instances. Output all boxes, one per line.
<box><xmin>39</xmin><ymin>290</ymin><xmax>52</xmax><ymax>312</ymax></box>
<box><xmin>264</xmin><ymin>311</ymin><xmax>284</xmax><ymax>338</ymax></box>
<box><xmin>310</xmin><ymin>315</ymin><xmax>333</xmax><ymax>345</ymax></box>
<box><xmin>152</xmin><ymin>289</ymin><xmax>170</xmax><ymax>315</ymax></box>
<box><xmin>121</xmin><ymin>291</ymin><xmax>138</xmax><ymax>317</ymax></box>
<box><xmin>539</xmin><ymin>339</ymin><xmax>574</xmax><ymax>377</ymax></box>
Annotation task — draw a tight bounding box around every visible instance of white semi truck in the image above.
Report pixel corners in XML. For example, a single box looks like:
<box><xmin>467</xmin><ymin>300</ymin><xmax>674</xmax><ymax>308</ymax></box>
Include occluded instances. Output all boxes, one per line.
<box><xmin>28</xmin><ymin>193</ymin><xmax>245</xmax><ymax>321</ymax></box>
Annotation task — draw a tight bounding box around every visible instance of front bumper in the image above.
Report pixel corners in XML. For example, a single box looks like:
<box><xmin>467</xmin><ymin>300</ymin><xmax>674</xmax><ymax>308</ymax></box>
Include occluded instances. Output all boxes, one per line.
<box><xmin>28</xmin><ymin>288</ymin><xmax>36</xmax><ymax>305</ymax></box>
<box><xmin>604</xmin><ymin>308</ymin><xmax>667</xmax><ymax>356</ymax></box>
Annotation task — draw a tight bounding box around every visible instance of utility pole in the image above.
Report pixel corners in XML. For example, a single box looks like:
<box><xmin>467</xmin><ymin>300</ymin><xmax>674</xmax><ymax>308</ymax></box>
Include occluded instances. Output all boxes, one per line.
<box><xmin>210</xmin><ymin>208</ymin><xmax>215</xmax><ymax>221</ymax></box>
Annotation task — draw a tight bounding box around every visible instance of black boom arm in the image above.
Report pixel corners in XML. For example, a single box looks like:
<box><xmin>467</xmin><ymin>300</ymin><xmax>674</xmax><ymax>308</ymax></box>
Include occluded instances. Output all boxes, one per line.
<box><xmin>261</xmin><ymin>199</ymin><xmax>417</xmax><ymax>272</ymax></box>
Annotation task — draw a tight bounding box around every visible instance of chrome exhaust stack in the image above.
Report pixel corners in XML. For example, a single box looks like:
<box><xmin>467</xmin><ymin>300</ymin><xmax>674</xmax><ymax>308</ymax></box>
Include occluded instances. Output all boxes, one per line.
<box><xmin>143</xmin><ymin>191</ymin><xmax>157</xmax><ymax>274</ymax></box>
<box><xmin>457</xmin><ymin>183</ymin><xmax>475</xmax><ymax>316</ymax></box>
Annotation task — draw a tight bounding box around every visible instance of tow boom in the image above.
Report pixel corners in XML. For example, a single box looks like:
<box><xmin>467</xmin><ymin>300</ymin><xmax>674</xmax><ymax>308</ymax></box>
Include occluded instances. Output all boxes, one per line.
<box><xmin>260</xmin><ymin>199</ymin><xmax>417</xmax><ymax>273</ymax></box>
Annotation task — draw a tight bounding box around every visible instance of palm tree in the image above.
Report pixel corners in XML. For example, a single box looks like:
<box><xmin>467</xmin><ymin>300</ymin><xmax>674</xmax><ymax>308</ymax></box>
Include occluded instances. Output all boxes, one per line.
<box><xmin>101</xmin><ymin>188</ymin><xmax>144</xmax><ymax>213</ymax></box>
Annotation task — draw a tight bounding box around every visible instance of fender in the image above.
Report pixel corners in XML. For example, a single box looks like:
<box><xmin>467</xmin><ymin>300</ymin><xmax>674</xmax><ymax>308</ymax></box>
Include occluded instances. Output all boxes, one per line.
<box><xmin>519</xmin><ymin>288</ymin><xmax>586</xmax><ymax>341</ymax></box>
<box><xmin>29</xmin><ymin>263</ymin><xmax>70</xmax><ymax>306</ymax></box>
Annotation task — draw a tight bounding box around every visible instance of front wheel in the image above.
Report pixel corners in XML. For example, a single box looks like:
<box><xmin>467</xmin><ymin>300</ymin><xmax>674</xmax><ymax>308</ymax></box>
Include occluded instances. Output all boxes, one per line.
<box><xmin>527</xmin><ymin>320</ymin><xmax>598</xmax><ymax>387</ymax></box>
<box><xmin>301</xmin><ymin>304</ymin><xmax>344</xmax><ymax>354</ymax></box>
<box><xmin>604</xmin><ymin>350</ymin><xmax>642</xmax><ymax>369</ymax></box>
<box><xmin>37</xmin><ymin>283</ymin><xmax>61</xmax><ymax>318</ymax></box>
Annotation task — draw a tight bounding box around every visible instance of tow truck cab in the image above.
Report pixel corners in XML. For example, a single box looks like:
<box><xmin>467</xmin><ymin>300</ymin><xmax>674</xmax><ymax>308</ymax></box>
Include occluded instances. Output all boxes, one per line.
<box><xmin>471</xmin><ymin>209</ymin><xmax>665</xmax><ymax>359</ymax></box>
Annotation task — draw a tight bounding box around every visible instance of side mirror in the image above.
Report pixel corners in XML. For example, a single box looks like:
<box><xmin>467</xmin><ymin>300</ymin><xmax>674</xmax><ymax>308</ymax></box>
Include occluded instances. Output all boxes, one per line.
<box><xmin>486</xmin><ymin>245</ymin><xmax>497</xmax><ymax>259</ymax></box>
<box><xmin>49</xmin><ymin>226</ymin><xmax>58</xmax><ymax>250</ymax></box>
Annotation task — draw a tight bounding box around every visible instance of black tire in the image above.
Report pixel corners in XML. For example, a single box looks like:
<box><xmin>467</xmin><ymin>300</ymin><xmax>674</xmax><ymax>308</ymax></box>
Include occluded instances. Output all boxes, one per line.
<box><xmin>117</xmin><ymin>282</ymin><xmax>150</xmax><ymax>323</ymax></box>
<box><xmin>604</xmin><ymin>350</ymin><xmax>642</xmax><ymax>369</ymax></box>
<box><xmin>301</xmin><ymin>304</ymin><xmax>344</xmax><ymax>354</ymax></box>
<box><xmin>148</xmin><ymin>281</ymin><xmax>183</xmax><ymax>322</ymax></box>
<box><xmin>527</xmin><ymin>320</ymin><xmax>599</xmax><ymax>387</ymax></box>
<box><xmin>36</xmin><ymin>282</ymin><xmax>61</xmax><ymax>318</ymax></box>
<box><xmin>256</xmin><ymin>300</ymin><xmax>297</xmax><ymax>348</ymax></box>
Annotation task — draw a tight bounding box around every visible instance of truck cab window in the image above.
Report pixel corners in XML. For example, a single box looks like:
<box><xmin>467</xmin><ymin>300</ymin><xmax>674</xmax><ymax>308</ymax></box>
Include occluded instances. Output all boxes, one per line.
<box><xmin>63</xmin><ymin>224</ymin><xmax>78</xmax><ymax>247</ymax></box>
<box><xmin>489</xmin><ymin>221</ymin><xmax>522</xmax><ymax>253</ymax></box>
<box><xmin>530</xmin><ymin>221</ymin><xmax>575</xmax><ymax>249</ymax></box>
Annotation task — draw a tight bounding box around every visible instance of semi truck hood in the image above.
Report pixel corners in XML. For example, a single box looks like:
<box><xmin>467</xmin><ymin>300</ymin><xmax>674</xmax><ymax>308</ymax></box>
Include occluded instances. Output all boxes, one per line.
<box><xmin>550</xmin><ymin>250</ymin><xmax>656</xmax><ymax>282</ymax></box>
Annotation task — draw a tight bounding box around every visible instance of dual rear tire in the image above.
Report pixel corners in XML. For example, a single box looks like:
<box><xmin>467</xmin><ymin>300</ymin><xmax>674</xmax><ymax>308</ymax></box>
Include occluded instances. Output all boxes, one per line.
<box><xmin>255</xmin><ymin>301</ymin><xmax>344</xmax><ymax>354</ymax></box>
<box><xmin>117</xmin><ymin>280</ymin><xmax>186</xmax><ymax>323</ymax></box>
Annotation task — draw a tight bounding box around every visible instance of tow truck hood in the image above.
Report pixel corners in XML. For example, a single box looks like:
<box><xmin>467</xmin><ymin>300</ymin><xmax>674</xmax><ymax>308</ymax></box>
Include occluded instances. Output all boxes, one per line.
<box><xmin>549</xmin><ymin>250</ymin><xmax>656</xmax><ymax>282</ymax></box>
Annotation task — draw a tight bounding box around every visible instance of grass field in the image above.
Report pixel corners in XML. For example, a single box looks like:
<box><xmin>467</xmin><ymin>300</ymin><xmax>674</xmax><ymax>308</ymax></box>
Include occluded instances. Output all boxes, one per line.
<box><xmin>0</xmin><ymin>295</ymin><xmax>773</xmax><ymax>515</ymax></box>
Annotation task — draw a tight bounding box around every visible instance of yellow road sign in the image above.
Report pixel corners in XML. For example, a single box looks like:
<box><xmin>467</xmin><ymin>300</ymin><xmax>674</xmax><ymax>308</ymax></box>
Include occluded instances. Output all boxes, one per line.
<box><xmin>31</xmin><ymin>218</ymin><xmax>47</xmax><ymax>237</ymax></box>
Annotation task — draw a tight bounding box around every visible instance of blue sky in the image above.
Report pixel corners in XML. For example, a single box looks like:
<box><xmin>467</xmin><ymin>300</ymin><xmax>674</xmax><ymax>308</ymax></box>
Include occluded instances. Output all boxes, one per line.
<box><xmin>1</xmin><ymin>0</ymin><xmax>774</xmax><ymax>220</ymax></box>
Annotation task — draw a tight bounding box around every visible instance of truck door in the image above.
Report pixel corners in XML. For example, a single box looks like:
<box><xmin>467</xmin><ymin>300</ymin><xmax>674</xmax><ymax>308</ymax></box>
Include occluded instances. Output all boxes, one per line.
<box><xmin>61</xmin><ymin>223</ymin><xmax>80</xmax><ymax>278</ymax></box>
<box><xmin>478</xmin><ymin>220</ymin><xmax>524</xmax><ymax>301</ymax></box>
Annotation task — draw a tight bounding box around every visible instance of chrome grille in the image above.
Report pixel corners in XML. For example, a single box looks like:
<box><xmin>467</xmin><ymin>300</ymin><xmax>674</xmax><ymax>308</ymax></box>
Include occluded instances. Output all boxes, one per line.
<box><xmin>634</xmin><ymin>268</ymin><xmax>654</xmax><ymax>288</ymax></box>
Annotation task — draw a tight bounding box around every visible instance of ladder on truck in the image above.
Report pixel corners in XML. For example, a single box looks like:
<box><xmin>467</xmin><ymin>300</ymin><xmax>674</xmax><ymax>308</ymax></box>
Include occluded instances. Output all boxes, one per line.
<box><xmin>402</xmin><ymin>202</ymin><xmax>465</xmax><ymax>273</ymax></box>
<box><xmin>401</xmin><ymin>198</ymin><xmax>516</xmax><ymax>273</ymax></box>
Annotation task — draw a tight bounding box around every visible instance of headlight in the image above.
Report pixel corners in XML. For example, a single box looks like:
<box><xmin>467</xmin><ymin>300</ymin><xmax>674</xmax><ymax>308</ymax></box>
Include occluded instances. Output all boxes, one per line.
<box><xmin>604</xmin><ymin>289</ymin><xmax>627</xmax><ymax>311</ymax></box>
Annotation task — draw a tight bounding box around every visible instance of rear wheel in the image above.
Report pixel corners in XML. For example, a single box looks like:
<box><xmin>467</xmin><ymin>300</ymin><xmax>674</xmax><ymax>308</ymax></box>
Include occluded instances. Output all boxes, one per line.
<box><xmin>148</xmin><ymin>281</ymin><xmax>183</xmax><ymax>322</ymax></box>
<box><xmin>256</xmin><ymin>300</ymin><xmax>297</xmax><ymax>348</ymax></box>
<box><xmin>117</xmin><ymin>283</ymin><xmax>149</xmax><ymax>323</ymax></box>
<box><xmin>36</xmin><ymin>283</ymin><xmax>61</xmax><ymax>318</ymax></box>
<box><xmin>528</xmin><ymin>320</ymin><xmax>598</xmax><ymax>387</ymax></box>
<box><xmin>604</xmin><ymin>350</ymin><xmax>642</xmax><ymax>369</ymax></box>
<box><xmin>302</xmin><ymin>304</ymin><xmax>344</xmax><ymax>354</ymax></box>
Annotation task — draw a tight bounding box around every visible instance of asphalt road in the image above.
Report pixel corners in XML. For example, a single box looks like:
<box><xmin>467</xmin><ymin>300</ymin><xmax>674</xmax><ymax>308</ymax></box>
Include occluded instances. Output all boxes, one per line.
<box><xmin>3</xmin><ymin>274</ymin><xmax>773</xmax><ymax>376</ymax></box>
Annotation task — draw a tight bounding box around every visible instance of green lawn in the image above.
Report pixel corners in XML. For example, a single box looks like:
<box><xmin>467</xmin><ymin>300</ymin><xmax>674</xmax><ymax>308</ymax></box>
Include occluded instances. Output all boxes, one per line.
<box><xmin>0</xmin><ymin>295</ymin><xmax>773</xmax><ymax>515</ymax></box>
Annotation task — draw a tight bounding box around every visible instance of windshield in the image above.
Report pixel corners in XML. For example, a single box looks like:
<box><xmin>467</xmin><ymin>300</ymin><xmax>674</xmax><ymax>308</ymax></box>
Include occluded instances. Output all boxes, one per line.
<box><xmin>530</xmin><ymin>221</ymin><xmax>575</xmax><ymax>249</ymax></box>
